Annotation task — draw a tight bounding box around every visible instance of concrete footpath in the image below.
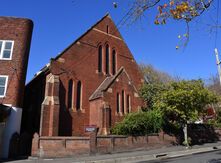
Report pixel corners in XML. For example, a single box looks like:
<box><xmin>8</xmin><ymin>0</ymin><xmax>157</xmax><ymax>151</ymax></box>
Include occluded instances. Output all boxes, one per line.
<box><xmin>4</xmin><ymin>142</ymin><xmax>221</xmax><ymax>163</ymax></box>
<box><xmin>69</xmin><ymin>142</ymin><xmax>221</xmax><ymax>163</ymax></box>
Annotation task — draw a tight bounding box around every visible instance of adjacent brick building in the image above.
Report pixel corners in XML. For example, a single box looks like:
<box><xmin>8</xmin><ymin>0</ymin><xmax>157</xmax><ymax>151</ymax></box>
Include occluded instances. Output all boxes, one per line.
<box><xmin>0</xmin><ymin>17</ymin><xmax>33</xmax><ymax>158</ymax></box>
<box><xmin>22</xmin><ymin>14</ymin><xmax>144</xmax><ymax>139</ymax></box>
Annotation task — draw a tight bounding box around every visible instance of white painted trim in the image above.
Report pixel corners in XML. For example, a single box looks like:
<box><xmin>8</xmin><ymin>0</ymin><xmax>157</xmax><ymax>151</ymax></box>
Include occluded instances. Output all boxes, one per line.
<box><xmin>0</xmin><ymin>40</ymin><xmax>14</xmax><ymax>60</ymax></box>
<box><xmin>0</xmin><ymin>75</ymin><xmax>8</xmax><ymax>98</ymax></box>
<box><xmin>1</xmin><ymin>104</ymin><xmax>12</xmax><ymax>107</ymax></box>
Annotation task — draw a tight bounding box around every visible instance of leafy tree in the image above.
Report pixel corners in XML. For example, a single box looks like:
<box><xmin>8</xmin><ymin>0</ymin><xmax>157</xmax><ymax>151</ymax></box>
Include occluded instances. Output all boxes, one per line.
<box><xmin>140</xmin><ymin>82</ymin><xmax>168</xmax><ymax>109</ymax></box>
<box><xmin>207</xmin><ymin>74</ymin><xmax>221</xmax><ymax>96</ymax></box>
<box><xmin>113</xmin><ymin>79</ymin><xmax>218</xmax><ymax>144</ymax></box>
<box><xmin>139</xmin><ymin>64</ymin><xmax>174</xmax><ymax>84</ymax></box>
<box><xmin>152</xmin><ymin>80</ymin><xmax>219</xmax><ymax>146</ymax></box>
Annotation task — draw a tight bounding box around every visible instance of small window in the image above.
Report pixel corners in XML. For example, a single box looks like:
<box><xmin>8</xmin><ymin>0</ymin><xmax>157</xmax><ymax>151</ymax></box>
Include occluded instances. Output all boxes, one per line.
<box><xmin>112</xmin><ymin>50</ymin><xmax>116</xmax><ymax>75</ymax></box>
<box><xmin>98</xmin><ymin>45</ymin><xmax>102</xmax><ymax>73</ymax></box>
<box><xmin>126</xmin><ymin>95</ymin><xmax>131</xmax><ymax>113</ymax></box>
<box><xmin>106</xmin><ymin>25</ymin><xmax>109</xmax><ymax>34</ymax></box>
<box><xmin>116</xmin><ymin>93</ymin><xmax>120</xmax><ymax>113</ymax></box>
<box><xmin>68</xmin><ymin>79</ymin><xmax>73</xmax><ymax>109</ymax></box>
<box><xmin>76</xmin><ymin>81</ymin><xmax>82</xmax><ymax>110</ymax></box>
<box><xmin>0</xmin><ymin>40</ymin><xmax>14</xmax><ymax>60</ymax></box>
<box><xmin>122</xmin><ymin>90</ymin><xmax>125</xmax><ymax>114</ymax></box>
<box><xmin>0</xmin><ymin>76</ymin><xmax>8</xmax><ymax>97</ymax></box>
<box><xmin>105</xmin><ymin>44</ymin><xmax>109</xmax><ymax>75</ymax></box>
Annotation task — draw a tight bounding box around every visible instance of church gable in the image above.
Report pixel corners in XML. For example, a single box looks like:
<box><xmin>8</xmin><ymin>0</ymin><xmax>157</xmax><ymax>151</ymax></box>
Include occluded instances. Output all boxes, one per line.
<box><xmin>89</xmin><ymin>67</ymin><xmax>138</xmax><ymax>101</ymax></box>
<box><xmin>92</xmin><ymin>14</ymin><xmax>123</xmax><ymax>41</ymax></box>
<box><xmin>53</xmin><ymin>14</ymin><xmax>123</xmax><ymax>61</ymax></box>
<box><xmin>31</xmin><ymin>13</ymin><xmax>143</xmax><ymax>88</ymax></box>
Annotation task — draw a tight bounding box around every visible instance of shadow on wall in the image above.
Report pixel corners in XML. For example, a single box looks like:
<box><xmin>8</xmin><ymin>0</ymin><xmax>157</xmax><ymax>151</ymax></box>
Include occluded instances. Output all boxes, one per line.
<box><xmin>7</xmin><ymin>132</ymin><xmax>30</xmax><ymax>160</ymax></box>
<box><xmin>59</xmin><ymin>81</ymin><xmax>72</xmax><ymax>136</ymax></box>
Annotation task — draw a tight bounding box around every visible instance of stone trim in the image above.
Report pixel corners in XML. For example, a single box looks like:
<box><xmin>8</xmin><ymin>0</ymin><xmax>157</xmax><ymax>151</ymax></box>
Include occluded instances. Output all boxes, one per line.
<box><xmin>93</xmin><ymin>28</ymin><xmax>122</xmax><ymax>41</ymax></box>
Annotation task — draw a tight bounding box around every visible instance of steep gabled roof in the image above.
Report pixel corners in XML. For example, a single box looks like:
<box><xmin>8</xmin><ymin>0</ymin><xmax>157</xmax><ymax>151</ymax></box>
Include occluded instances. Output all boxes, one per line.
<box><xmin>54</xmin><ymin>13</ymin><xmax>111</xmax><ymax>60</ymax></box>
<box><xmin>27</xmin><ymin>13</ymin><xmax>113</xmax><ymax>85</ymax></box>
<box><xmin>89</xmin><ymin>67</ymin><xmax>138</xmax><ymax>101</ymax></box>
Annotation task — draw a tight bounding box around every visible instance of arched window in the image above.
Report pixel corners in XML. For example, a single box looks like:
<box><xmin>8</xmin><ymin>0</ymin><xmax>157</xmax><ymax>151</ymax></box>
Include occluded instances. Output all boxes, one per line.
<box><xmin>112</xmin><ymin>50</ymin><xmax>116</xmax><ymax>75</ymax></box>
<box><xmin>105</xmin><ymin>44</ymin><xmax>109</xmax><ymax>75</ymax></box>
<box><xmin>122</xmin><ymin>90</ymin><xmax>125</xmax><ymax>114</ymax></box>
<box><xmin>98</xmin><ymin>45</ymin><xmax>102</xmax><ymax>73</ymax></box>
<box><xmin>116</xmin><ymin>93</ymin><xmax>120</xmax><ymax>113</ymax></box>
<box><xmin>76</xmin><ymin>81</ymin><xmax>82</xmax><ymax>110</ymax></box>
<box><xmin>68</xmin><ymin>79</ymin><xmax>73</xmax><ymax>109</ymax></box>
<box><xmin>106</xmin><ymin>25</ymin><xmax>109</xmax><ymax>34</ymax></box>
<box><xmin>127</xmin><ymin>95</ymin><xmax>131</xmax><ymax>113</ymax></box>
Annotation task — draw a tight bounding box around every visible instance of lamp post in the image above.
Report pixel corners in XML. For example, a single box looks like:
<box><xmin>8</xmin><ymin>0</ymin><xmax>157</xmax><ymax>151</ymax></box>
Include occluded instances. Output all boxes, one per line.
<box><xmin>215</xmin><ymin>48</ymin><xmax>221</xmax><ymax>86</ymax></box>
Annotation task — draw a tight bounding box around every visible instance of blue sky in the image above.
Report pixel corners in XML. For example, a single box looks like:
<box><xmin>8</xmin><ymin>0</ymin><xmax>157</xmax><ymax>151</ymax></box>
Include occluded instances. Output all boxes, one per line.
<box><xmin>1</xmin><ymin>0</ymin><xmax>220</xmax><ymax>82</ymax></box>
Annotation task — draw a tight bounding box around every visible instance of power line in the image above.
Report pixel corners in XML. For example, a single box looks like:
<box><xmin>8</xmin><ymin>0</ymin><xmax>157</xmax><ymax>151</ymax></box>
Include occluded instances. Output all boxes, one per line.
<box><xmin>215</xmin><ymin>0</ymin><xmax>220</xmax><ymax>48</ymax></box>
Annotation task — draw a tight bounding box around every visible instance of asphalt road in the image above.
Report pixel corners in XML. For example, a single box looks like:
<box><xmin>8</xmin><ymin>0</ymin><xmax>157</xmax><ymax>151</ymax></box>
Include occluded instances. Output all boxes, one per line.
<box><xmin>2</xmin><ymin>149</ymin><xmax>221</xmax><ymax>163</ymax></box>
<box><xmin>138</xmin><ymin>150</ymin><xmax>221</xmax><ymax>163</ymax></box>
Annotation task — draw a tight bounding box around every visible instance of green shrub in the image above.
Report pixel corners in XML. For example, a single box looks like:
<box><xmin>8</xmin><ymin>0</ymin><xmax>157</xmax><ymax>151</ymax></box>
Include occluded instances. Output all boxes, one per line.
<box><xmin>111</xmin><ymin>109</ymin><xmax>163</xmax><ymax>136</ymax></box>
<box><xmin>207</xmin><ymin>119</ymin><xmax>221</xmax><ymax>128</ymax></box>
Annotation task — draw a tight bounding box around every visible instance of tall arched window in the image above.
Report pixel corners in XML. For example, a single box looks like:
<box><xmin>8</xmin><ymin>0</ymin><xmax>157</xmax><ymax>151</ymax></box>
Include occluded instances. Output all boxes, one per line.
<box><xmin>68</xmin><ymin>79</ymin><xmax>73</xmax><ymax>109</ymax></box>
<box><xmin>98</xmin><ymin>45</ymin><xmax>102</xmax><ymax>73</ymax></box>
<box><xmin>106</xmin><ymin>25</ymin><xmax>109</xmax><ymax>34</ymax></box>
<box><xmin>116</xmin><ymin>93</ymin><xmax>120</xmax><ymax>113</ymax></box>
<box><xmin>112</xmin><ymin>50</ymin><xmax>116</xmax><ymax>75</ymax></box>
<box><xmin>122</xmin><ymin>90</ymin><xmax>125</xmax><ymax>114</ymax></box>
<box><xmin>105</xmin><ymin>44</ymin><xmax>109</xmax><ymax>75</ymax></box>
<box><xmin>76</xmin><ymin>81</ymin><xmax>82</xmax><ymax>111</ymax></box>
<box><xmin>126</xmin><ymin>95</ymin><xmax>131</xmax><ymax>113</ymax></box>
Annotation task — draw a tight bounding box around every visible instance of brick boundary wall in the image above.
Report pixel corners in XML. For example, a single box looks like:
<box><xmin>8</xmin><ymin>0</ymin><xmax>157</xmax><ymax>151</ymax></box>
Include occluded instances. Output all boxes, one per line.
<box><xmin>31</xmin><ymin>133</ymin><xmax>92</xmax><ymax>158</ymax></box>
<box><xmin>31</xmin><ymin>131</ymin><xmax>177</xmax><ymax>158</ymax></box>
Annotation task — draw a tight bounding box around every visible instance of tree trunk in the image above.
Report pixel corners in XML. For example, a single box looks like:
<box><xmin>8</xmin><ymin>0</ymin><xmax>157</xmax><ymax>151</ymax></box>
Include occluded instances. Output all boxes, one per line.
<box><xmin>183</xmin><ymin>123</ymin><xmax>189</xmax><ymax>147</ymax></box>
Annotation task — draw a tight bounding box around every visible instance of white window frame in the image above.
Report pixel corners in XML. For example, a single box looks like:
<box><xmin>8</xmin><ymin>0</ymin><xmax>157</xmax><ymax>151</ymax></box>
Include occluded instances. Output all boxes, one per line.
<box><xmin>0</xmin><ymin>75</ymin><xmax>8</xmax><ymax>98</ymax></box>
<box><xmin>0</xmin><ymin>40</ymin><xmax>14</xmax><ymax>60</ymax></box>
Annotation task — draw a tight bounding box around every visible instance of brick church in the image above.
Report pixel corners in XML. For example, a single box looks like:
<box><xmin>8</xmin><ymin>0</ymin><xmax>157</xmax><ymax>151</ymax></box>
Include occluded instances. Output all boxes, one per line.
<box><xmin>22</xmin><ymin>14</ymin><xmax>144</xmax><ymax>137</ymax></box>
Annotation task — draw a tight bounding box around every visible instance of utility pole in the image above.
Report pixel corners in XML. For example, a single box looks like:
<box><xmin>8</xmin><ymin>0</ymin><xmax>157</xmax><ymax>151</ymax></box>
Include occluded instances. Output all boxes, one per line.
<box><xmin>215</xmin><ymin>48</ymin><xmax>221</xmax><ymax>86</ymax></box>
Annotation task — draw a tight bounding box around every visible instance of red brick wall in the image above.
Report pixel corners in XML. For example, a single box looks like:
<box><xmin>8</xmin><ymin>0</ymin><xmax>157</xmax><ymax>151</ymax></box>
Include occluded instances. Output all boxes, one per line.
<box><xmin>31</xmin><ymin>132</ymin><xmax>177</xmax><ymax>158</ymax></box>
<box><xmin>24</xmin><ymin>15</ymin><xmax>144</xmax><ymax>136</ymax></box>
<box><xmin>89</xmin><ymin>99</ymin><xmax>103</xmax><ymax>129</ymax></box>
<box><xmin>96</xmin><ymin>133</ymin><xmax>176</xmax><ymax>154</ymax></box>
<box><xmin>32</xmin><ymin>133</ymin><xmax>91</xmax><ymax>158</ymax></box>
<box><xmin>0</xmin><ymin>17</ymin><xmax>33</xmax><ymax>107</ymax></box>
